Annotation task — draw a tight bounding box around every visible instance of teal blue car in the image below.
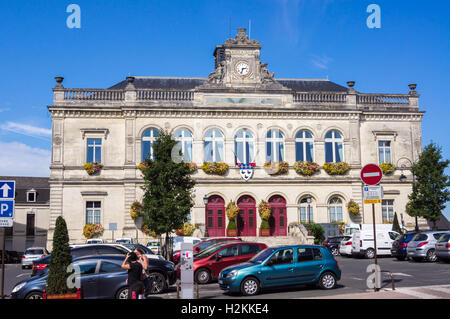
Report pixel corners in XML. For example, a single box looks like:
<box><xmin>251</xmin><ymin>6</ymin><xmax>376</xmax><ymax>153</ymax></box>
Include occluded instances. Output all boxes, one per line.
<box><xmin>218</xmin><ymin>245</ymin><xmax>341</xmax><ymax>296</ymax></box>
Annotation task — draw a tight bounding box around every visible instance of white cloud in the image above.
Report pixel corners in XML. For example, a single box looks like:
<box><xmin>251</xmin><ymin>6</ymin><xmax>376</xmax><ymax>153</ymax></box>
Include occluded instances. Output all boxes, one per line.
<box><xmin>0</xmin><ymin>122</ymin><xmax>51</xmax><ymax>140</ymax></box>
<box><xmin>311</xmin><ymin>54</ymin><xmax>333</xmax><ymax>70</ymax></box>
<box><xmin>0</xmin><ymin>141</ymin><xmax>50</xmax><ymax>177</ymax></box>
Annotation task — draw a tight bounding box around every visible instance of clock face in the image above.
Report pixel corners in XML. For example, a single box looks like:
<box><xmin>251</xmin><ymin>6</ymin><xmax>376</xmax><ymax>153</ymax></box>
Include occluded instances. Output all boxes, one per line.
<box><xmin>235</xmin><ymin>62</ymin><xmax>250</xmax><ymax>76</ymax></box>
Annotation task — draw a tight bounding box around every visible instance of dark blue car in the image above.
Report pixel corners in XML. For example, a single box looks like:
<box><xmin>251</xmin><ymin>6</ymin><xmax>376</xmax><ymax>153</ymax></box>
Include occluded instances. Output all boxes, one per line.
<box><xmin>391</xmin><ymin>232</ymin><xmax>418</xmax><ymax>261</ymax></box>
<box><xmin>13</xmin><ymin>255</ymin><xmax>139</xmax><ymax>299</ymax></box>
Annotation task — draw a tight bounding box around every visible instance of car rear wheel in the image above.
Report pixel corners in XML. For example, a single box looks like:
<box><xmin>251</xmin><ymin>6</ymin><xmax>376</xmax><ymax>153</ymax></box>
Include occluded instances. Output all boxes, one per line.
<box><xmin>365</xmin><ymin>249</ymin><xmax>375</xmax><ymax>259</ymax></box>
<box><xmin>195</xmin><ymin>268</ymin><xmax>211</xmax><ymax>285</ymax></box>
<box><xmin>240</xmin><ymin>277</ymin><xmax>261</xmax><ymax>296</ymax></box>
<box><xmin>115</xmin><ymin>287</ymin><xmax>129</xmax><ymax>299</ymax></box>
<box><xmin>25</xmin><ymin>291</ymin><xmax>43</xmax><ymax>299</ymax></box>
<box><xmin>148</xmin><ymin>272</ymin><xmax>167</xmax><ymax>294</ymax></box>
<box><xmin>331</xmin><ymin>248</ymin><xmax>339</xmax><ymax>256</ymax></box>
<box><xmin>426</xmin><ymin>249</ymin><xmax>437</xmax><ymax>262</ymax></box>
<box><xmin>319</xmin><ymin>272</ymin><xmax>337</xmax><ymax>290</ymax></box>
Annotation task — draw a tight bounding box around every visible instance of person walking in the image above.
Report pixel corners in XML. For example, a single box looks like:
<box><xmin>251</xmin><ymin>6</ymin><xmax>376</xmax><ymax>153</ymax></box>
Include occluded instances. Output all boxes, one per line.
<box><xmin>121</xmin><ymin>252</ymin><xmax>145</xmax><ymax>299</ymax></box>
<box><xmin>134</xmin><ymin>247</ymin><xmax>149</xmax><ymax>299</ymax></box>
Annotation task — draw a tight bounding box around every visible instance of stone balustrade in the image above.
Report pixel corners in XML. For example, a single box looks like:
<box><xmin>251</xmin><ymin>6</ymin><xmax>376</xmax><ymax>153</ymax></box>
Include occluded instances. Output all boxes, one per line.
<box><xmin>357</xmin><ymin>94</ymin><xmax>410</xmax><ymax>106</ymax></box>
<box><xmin>136</xmin><ymin>89</ymin><xmax>194</xmax><ymax>101</ymax></box>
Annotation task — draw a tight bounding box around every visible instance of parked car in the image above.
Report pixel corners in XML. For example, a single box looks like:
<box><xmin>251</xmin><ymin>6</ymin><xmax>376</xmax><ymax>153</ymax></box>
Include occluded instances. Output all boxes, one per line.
<box><xmin>352</xmin><ymin>229</ymin><xmax>400</xmax><ymax>259</ymax></box>
<box><xmin>338</xmin><ymin>235</ymin><xmax>354</xmax><ymax>257</ymax></box>
<box><xmin>435</xmin><ymin>233</ymin><xmax>450</xmax><ymax>262</ymax></box>
<box><xmin>86</xmin><ymin>238</ymin><xmax>104</xmax><ymax>244</ymax></box>
<box><xmin>12</xmin><ymin>254</ymin><xmax>176</xmax><ymax>299</ymax></box>
<box><xmin>407</xmin><ymin>230</ymin><xmax>450</xmax><ymax>262</ymax></box>
<box><xmin>172</xmin><ymin>237</ymin><xmax>242</xmax><ymax>264</ymax></box>
<box><xmin>21</xmin><ymin>247</ymin><xmax>49</xmax><ymax>269</ymax></box>
<box><xmin>391</xmin><ymin>232</ymin><xmax>418</xmax><ymax>261</ymax></box>
<box><xmin>323</xmin><ymin>236</ymin><xmax>350</xmax><ymax>256</ymax></box>
<box><xmin>147</xmin><ymin>240</ymin><xmax>161</xmax><ymax>255</ymax></box>
<box><xmin>178</xmin><ymin>241</ymin><xmax>267</xmax><ymax>284</ymax></box>
<box><xmin>115</xmin><ymin>238</ymin><xmax>133</xmax><ymax>244</ymax></box>
<box><xmin>218</xmin><ymin>245</ymin><xmax>341</xmax><ymax>296</ymax></box>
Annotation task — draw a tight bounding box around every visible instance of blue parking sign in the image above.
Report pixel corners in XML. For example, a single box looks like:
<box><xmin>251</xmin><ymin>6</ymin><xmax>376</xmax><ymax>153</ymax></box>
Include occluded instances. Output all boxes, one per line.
<box><xmin>0</xmin><ymin>200</ymin><xmax>14</xmax><ymax>218</ymax></box>
<box><xmin>0</xmin><ymin>181</ymin><xmax>15</xmax><ymax>199</ymax></box>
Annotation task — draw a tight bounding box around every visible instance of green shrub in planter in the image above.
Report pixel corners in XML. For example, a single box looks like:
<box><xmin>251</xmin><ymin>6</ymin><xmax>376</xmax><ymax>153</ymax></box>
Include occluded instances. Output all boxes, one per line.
<box><xmin>304</xmin><ymin>223</ymin><xmax>325</xmax><ymax>244</ymax></box>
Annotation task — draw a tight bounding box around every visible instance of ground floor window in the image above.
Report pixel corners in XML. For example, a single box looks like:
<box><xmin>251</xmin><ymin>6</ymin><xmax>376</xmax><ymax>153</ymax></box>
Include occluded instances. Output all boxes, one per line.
<box><xmin>299</xmin><ymin>197</ymin><xmax>314</xmax><ymax>223</ymax></box>
<box><xmin>86</xmin><ymin>201</ymin><xmax>101</xmax><ymax>224</ymax></box>
<box><xmin>382</xmin><ymin>199</ymin><xmax>394</xmax><ymax>223</ymax></box>
<box><xmin>26</xmin><ymin>214</ymin><xmax>35</xmax><ymax>236</ymax></box>
<box><xmin>329</xmin><ymin>197</ymin><xmax>343</xmax><ymax>222</ymax></box>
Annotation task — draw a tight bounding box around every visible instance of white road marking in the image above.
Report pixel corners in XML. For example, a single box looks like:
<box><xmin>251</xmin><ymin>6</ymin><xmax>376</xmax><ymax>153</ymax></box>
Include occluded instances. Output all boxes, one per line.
<box><xmin>425</xmin><ymin>286</ymin><xmax>450</xmax><ymax>294</ymax></box>
<box><xmin>16</xmin><ymin>273</ymin><xmax>31</xmax><ymax>278</ymax></box>
<box><xmin>396</xmin><ymin>288</ymin><xmax>442</xmax><ymax>299</ymax></box>
<box><xmin>391</xmin><ymin>273</ymin><xmax>412</xmax><ymax>277</ymax></box>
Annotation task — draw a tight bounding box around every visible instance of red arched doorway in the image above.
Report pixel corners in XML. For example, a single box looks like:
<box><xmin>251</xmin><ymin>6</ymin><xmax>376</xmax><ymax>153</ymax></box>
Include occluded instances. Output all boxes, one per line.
<box><xmin>237</xmin><ymin>195</ymin><xmax>257</xmax><ymax>237</ymax></box>
<box><xmin>269</xmin><ymin>195</ymin><xmax>287</xmax><ymax>236</ymax></box>
<box><xmin>205</xmin><ymin>195</ymin><xmax>225</xmax><ymax>237</ymax></box>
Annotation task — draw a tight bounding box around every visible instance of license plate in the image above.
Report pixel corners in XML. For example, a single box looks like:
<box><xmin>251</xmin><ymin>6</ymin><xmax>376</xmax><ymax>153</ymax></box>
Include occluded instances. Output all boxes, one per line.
<box><xmin>439</xmin><ymin>245</ymin><xmax>444</xmax><ymax>248</ymax></box>
<box><xmin>392</xmin><ymin>250</ymin><xmax>397</xmax><ymax>254</ymax></box>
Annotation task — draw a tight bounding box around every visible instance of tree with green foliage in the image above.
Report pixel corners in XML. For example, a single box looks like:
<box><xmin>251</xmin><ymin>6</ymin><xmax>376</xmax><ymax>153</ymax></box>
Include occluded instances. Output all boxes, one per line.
<box><xmin>304</xmin><ymin>223</ymin><xmax>325</xmax><ymax>244</ymax></box>
<box><xmin>392</xmin><ymin>212</ymin><xmax>403</xmax><ymax>234</ymax></box>
<box><xmin>406</xmin><ymin>142</ymin><xmax>450</xmax><ymax>230</ymax></box>
<box><xmin>46</xmin><ymin>216</ymin><xmax>74</xmax><ymax>294</ymax></box>
<box><xmin>141</xmin><ymin>130</ymin><xmax>196</xmax><ymax>259</ymax></box>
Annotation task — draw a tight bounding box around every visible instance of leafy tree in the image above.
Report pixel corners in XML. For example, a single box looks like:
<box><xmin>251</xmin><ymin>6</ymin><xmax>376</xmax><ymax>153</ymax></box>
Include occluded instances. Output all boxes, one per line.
<box><xmin>392</xmin><ymin>212</ymin><xmax>403</xmax><ymax>234</ymax></box>
<box><xmin>407</xmin><ymin>143</ymin><xmax>450</xmax><ymax>230</ymax></box>
<box><xmin>46</xmin><ymin>216</ymin><xmax>74</xmax><ymax>294</ymax></box>
<box><xmin>304</xmin><ymin>223</ymin><xmax>325</xmax><ymax>244</ymax></box>
<box><xmin>141</xmin><ymin>130</ymin><xmax>196</xmax><ymax>259</ymax></box>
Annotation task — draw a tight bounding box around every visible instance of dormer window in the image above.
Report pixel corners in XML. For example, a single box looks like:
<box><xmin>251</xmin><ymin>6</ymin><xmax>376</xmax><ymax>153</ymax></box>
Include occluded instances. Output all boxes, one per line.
<box><xmin>27</xmin><ymin>189</ymin><xmax>36</xmax><ymax>203</ymax></box>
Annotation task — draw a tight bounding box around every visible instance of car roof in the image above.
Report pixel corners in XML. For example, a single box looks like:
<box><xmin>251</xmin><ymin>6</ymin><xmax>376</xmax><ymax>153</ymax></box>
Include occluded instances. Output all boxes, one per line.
<box><xmin>72</xmin><ymin>255</ymin><xmax>126</xmax><ymax>262</ymax></box>
<box><xmin>269</xmin><ymin>244</ymin><xmax>326</xmax><ymax>249</ymax></box>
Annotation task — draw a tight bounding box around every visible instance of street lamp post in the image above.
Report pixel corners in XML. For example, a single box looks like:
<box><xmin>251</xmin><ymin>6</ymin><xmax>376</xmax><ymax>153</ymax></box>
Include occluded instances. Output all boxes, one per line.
<box><xmin>203</xmin><ymin>195</ymin><xmax>209</xmax><ymax>237</ymax></box>
<box><xmin>397</xmin><ymin>157</ymin><xmax>419</xmax><ymax>232</ymax></box>
<box><xmin>306</xmin><ymin>196</ymin><xmax>312</xmax><ymax>236</ymax></box>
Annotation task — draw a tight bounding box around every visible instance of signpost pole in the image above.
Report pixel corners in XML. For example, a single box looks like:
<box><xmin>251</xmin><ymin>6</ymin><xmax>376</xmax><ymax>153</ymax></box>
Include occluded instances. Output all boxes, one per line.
<box><xmin>1</xmin><ymin>229</ymin><xmax>5</xmax><ymax>299</ymax></box>
<box><xmin>372</xmin><ymin>203</ymin><xmax>378</xmax><ymax>292</ymax></box>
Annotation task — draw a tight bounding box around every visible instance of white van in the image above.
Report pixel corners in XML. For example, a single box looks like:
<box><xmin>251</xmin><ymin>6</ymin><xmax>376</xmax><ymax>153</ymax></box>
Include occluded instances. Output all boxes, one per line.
<box><xmin>86</xmin><ymin>238</ymin><xmax>104</xmax><ymax>244</ymax></box>
<box><xmin>352</xmin><ymin>227</ymin><xmax>400</xmax><ymax>259</ymax></box>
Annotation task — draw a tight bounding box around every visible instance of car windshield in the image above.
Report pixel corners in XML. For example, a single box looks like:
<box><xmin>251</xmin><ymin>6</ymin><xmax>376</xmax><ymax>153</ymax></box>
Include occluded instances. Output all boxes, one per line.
<box><xmin>195</xmin><ymin>244</ymin><xmax>224</xmax><ymax>258</ymax></box>
<box><xmin>25</xmin><ymin>249</ymin><xmax>44</xmax><ymax>255</ymax></box>
<box><xmin>249</xmin><ymin>248</ymin><xmax>276</xmax><ymax>263</ymax></box>
<box><xmin>412</xmin><ymin>233</ymin><xmax>428</xmax><ymax>241</ymax></box>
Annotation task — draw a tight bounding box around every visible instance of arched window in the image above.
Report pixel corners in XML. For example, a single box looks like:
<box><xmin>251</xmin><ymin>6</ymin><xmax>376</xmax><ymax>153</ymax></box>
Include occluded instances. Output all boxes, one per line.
<box><xmin>174</xmin><ymin>128</ymin><xmax>193</xmax><ymax>162</ymax></box>
<box><xmin>325</xmin><ymin>130</ymin><xmax>344</xmax><ymax>163</ymax></box>
<box><xmin>204</xmin><ymin>129</ymin><xmax>224</xmax><ymax>162</ymax></box>
<box><xmin>295</xmin><ymin>130</ymin><xmax>314</xmax><ymax>162</ymax></box>
<box><xmin>329</xmin><ymin>197</ymin><xmax>344</xmax><ymax>222</ymax></box>
<box><xmin>142</xmin><ymin>128</ymin><xmax>160</xmax><ymax>161</ymax></box>
<box><xmin>235</xmin><ymin>129</ymin><xmax>255</xmax><ymax>164</ymax></box>
<box><xmin>266</xmin><ymin>129</ymin><xmax>285</xmax><ymax>163</ymax></box>
<box><xmin>299</xmin><ymin>197</ymin><xmax>314</xmax><ymax>223</ymax></box>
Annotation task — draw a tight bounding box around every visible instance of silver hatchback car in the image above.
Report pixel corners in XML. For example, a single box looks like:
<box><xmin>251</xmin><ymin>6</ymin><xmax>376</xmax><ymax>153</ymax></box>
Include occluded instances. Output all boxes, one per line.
<box><xmin>21</xmin><ymin>247</ymin><xmax>49</xmax><ymax>269</ymax></box>
<box><xmin>435</xmin><ymin>233</ymin><xmax>450</xmax><ymax>261</ymax></box>
<box><xmin>407</xmin><ymin>231</ymin><xmax>450</xmax><ymax>262</ymax></box>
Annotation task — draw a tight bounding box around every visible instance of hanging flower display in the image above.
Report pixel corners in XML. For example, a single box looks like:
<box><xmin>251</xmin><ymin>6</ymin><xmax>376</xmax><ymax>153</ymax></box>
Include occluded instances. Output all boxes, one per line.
<box><xmin>185</xmin><ymin>162</ymin><xmax>198</xmax><ymax>173</ymax></box>
<box><xmin>293</xmin><ymin>161</ymin><xmax>320</xmax><ymax>176</ymax></box>
<box><xmin>347</xmin><ymin>200</ymin><xmax>360</xmax><ymax>216</ymax></box>
<box><xmin>141</xmin><ymin>225</ymin><xmax>157</xmax><ymax>238</ymax></box>
<box><xmin>258</xmin><ymin>200</ymin><xmax>272</xmax><ymax>220</ymax></box>
<box><xmin>175</xmin><ymin>223</ymin><xmax>195</xmax><ymax>236</ymax></box>
<box><xmin>226</xmin><ymin>201</ymin><xmax>240</xmax><ymax>220</ymax></box>
<box><xmin>379</xmin><ymin>163</ymin><xmax>396</xmax><ymax>175</ymax></box>
<box><xmin>130</xmin><ymin>201</ymin><xmax>143</xmax><ymax>220</ymax></box>
<box><xmin>323</xmin><ymin>162</ymin><xmax>350</xmax><ymax>175</ymax></box>
<box><xmin>138</xmin><ymin>162</ymin><xmax>150</xmax><ymax>173</ymax></box>
<box><xmin>83</xmin><ymin>224</ymin><xmax>104</xmax><ymax>239</ymax></box>
<box><xmin>83</xmin><ymin>162</ymin><xmax>103</xmax><ymax>175</ymax></box>
<box><xmin>264</xmin><ymin>161</ymin><xmax>289</xmax><ymax>175</ymax></box>
<box><xmin>201</xmin><ymin>162</ymin><xmax>229</xmax><ymax>175</ymax></box>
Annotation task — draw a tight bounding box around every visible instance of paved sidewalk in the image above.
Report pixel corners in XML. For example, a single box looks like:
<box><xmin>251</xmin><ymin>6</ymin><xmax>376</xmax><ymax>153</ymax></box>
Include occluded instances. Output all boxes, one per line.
<box><xmin>303</xmin><ymin>284</ymin><xmax>450</xmax><ymax>299</ymax></box>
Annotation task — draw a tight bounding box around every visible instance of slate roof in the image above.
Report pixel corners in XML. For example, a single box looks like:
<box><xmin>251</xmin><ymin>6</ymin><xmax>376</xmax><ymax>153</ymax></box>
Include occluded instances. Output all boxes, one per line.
<box><xmin>108</xmin><ymin>77</ymin><xmax>348</xmax><ymax>92</ymax></box>
<box><xmin>0</xmin><ymin>176</ymin><xmax>50</xmax><ymax>204</ymax></box>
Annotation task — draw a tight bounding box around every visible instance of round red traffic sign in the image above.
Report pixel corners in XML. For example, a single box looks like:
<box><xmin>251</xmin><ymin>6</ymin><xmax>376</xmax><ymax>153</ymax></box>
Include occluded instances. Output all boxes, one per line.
<box><xmin>360</xmin><ymin>164</ymin><xmax>383</xmax><ymax>185</ymax></box>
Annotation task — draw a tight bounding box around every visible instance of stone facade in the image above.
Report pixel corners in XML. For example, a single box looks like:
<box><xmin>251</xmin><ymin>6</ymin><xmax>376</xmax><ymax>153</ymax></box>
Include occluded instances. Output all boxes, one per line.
<box><xmin>46</xmin><ymin>29</ymin><xmax>426</xmax><ymax>248</ymax></box>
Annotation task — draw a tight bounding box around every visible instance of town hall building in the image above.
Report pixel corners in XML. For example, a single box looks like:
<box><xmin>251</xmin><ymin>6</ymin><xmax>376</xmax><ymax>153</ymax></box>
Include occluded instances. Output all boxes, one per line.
<box><xmin>47</xmin><ymin>28</ymin><xmax>425</xmax><ymax>247</ymax></box>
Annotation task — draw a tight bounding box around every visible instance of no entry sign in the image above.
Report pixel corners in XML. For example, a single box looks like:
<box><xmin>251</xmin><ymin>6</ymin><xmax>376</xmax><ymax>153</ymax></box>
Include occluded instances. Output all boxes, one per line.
<box><xmin>360</xmin><ymin>164</ymin><xmax>383</xmax><ymax>185</ymax></box>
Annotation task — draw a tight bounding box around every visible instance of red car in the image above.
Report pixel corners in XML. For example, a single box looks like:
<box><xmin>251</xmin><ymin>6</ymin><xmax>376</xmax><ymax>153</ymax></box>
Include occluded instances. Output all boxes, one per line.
<box><xmin>177</xmin><ymin>241</ymin><xmax>267</xmax><ymax>284</ymax></box>
<box><xmin>172</xmin><ymin>237</ymin><xmax>241</xmax><ymax>263</ymax></box>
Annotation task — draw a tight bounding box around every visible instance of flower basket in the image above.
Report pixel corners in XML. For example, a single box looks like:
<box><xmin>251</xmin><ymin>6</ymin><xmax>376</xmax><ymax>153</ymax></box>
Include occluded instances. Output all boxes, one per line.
<box><xmin>347</xmin><ymin>200</ymin><xmax>360</xmax><ymax>216</ymax></box>
<box><xmin>83</xmin><ymin>162</ymin><xmax>103</xmax><ymax>175</ymax></box>
<box><xmin>201</xmin><ymin>162</ymin><xmax>229</xmax><ymax>175</ymax></box>
<box><xmin>141</xmin><ymin>225</ymin><xmax>157</xmax><ymax>238</ymax></box>
<box><xmin>83</xmin><ymin>224</ymin><xmax>104</xmax><ymax>239</ymax></box>
<box><xmin>138</xmin><ymin>162</ymin><xmax>150</xmax><ymax>173</ymax></box>
<box><xmin>258</xmin><ymin>201</ymin><xmax>272</xmax><ymax>220</ymax></box>
<box><xmin>259</xmin><ymin>228</ymin><xmax>271</xmax><ymax>237</ymax></box>
<box><xmin>293</xmin><ymin>161</ymin><xmax>320</xmax><ymax>176</ymax></box>
<box><xmin>130</xmin><ymin>201</ymin><xmax>143</xmax><ymax>220</ymax></box>
<box><xmin>379</xmin><ymin>163</ymin><xmax>395</xmax><ymax>175</ymax></box>
<box><xmin>264</xmin><ymin>161</ymin><xmax>289</xmax><ymax>175</ymax></box>
<box><xmin>323</xmin><ymin>162</ymin><xmax>350</xmax><ymax>175</ymax></box>
<box><xmin>227</xmin><ymin>228</ymin><xmax>237</xmax><ymax>237</ymax></box>
<box><xmin>185</xmin><ymin>162</ymin><xmax>198</xmax><ymax>173</ymax></box>
<box><xmin>226</xmin><ymin>201</ymin><xmax>240</xmax><ymax>220</ymax></box>
<box><xmin>43</xmin><ymin>288</ymin><xmax>82</xmax><ymax>300</ymax></box>
<box><xmin>259</xmin><ymin>219</ymin><xmax>270</xmax><ymax>236</ymax></box>
<box><xmin>175</xmin><ymin>223</ymin><xmax>195</xmax><ymax>236</ymax></box>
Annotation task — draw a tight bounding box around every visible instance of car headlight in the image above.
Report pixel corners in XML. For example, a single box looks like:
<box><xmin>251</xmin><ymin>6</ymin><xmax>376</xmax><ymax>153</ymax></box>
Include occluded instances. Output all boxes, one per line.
<box><xmin>228</xmin><ymin>270</ymin><xmax>239</xmax><ymax>278</ymax></box>
<box><xmin>12</xmin><ymin>282</ymin><xmax>26</xmax><ymax>293</ymax></box>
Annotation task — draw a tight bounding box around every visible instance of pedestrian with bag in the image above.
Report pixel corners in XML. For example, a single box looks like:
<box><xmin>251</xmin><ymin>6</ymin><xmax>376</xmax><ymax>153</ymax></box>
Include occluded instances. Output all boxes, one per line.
<box><xmin>134</xmin><ymin>247</ymin><xmax>149</xmax><ymax>298</ymax></box>
<box><xmin>121</xmin><ymin>252</ymin><xmax>145</xmax><ymax>299</ymax></box>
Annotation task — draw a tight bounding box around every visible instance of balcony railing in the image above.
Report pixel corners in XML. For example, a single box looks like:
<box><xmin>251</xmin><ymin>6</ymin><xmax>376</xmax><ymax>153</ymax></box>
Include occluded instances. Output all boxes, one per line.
<box><xmin>293</xmin><ymin>92</ymin><xmax>347</xmax><ymax>103</ymax></box>
<box><xmin>357</xmin><ymin>94</ymin><xmax>410</xmax><ymax>106</ymax></box>
<box><xmin>64</xmin><ymin>89</ymin><xmax>124</xmax><ymax>101</ymax></box>
<box><xmin>137</xmin><ymin>90</ymin><xmax>194</xmax><ymax>101</ymax></box>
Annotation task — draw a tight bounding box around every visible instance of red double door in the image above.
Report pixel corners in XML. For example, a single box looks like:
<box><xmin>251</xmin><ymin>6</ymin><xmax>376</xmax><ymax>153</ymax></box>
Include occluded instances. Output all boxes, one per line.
<box><xmin>206</xmin><ymin>195</ymin><xmax>225</xmax><ymax>237</ymax></box>
<box><xmin>237</xmin><ymin>195</ymin><xmax>257</xmax><ymax>237</ymax></box>
<box><xmin>268</xmin><ymin>195</ymin><xmax>287</xmax><ymax>236</ymax></box>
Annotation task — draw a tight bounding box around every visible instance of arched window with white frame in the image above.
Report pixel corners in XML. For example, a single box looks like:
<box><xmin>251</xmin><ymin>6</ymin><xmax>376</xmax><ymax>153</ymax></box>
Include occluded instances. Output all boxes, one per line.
<box><xmin>325</xmin><ymin>130</ymin><xmax>344</xmax><ymax>163</ymax></box>
<box><xmin>235</xmin><ymin>129</ymin><xmax>255</xmax><ymax>164</ymax></box>
<box><xmin>142</xmin><ymin>128</ymin><xmax>160</xmax><ymax>161</ymax></box>
<box><xmin>299</xmin><ymin>196</ymin><xmax>315</xmax><ymax>223</ymax></box>
<box><xmin>266</xmin><ymin>129</ymin><xmax>285</xmax><ymax>163</ymax></box>
<box><xmin>329</xmin><ymin>197</ymin><xmax>344</xmax><ymax>222</ymax></box>
<box><xmin>295</xmin><ymin>130</ymin><xmax>314</xmax><ymax>162</ymax></box>
<box><xmin>174</xmin><ymin>128</ymin><xmax>193</xmax><ymax>162</ymax></box>
<box><xmin>204</xmin><ymin>129</ymin><xmax>224</xmax><ymax>162</ymax></box>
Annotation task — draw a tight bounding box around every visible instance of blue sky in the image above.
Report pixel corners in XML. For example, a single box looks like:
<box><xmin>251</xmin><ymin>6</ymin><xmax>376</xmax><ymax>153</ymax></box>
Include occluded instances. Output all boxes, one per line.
<box><xmin>0</xmin><ymin>0</ymin><xmax>449</xmax><ymax>218</ymax></box>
